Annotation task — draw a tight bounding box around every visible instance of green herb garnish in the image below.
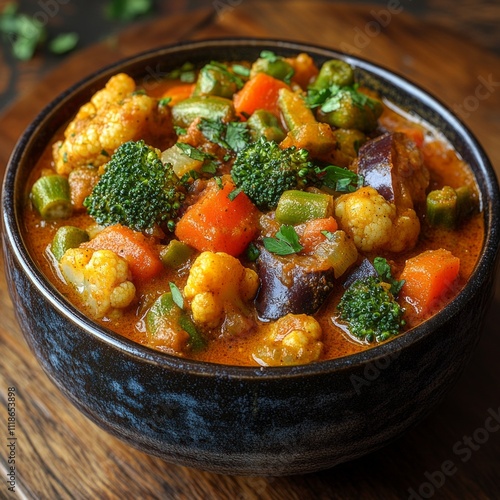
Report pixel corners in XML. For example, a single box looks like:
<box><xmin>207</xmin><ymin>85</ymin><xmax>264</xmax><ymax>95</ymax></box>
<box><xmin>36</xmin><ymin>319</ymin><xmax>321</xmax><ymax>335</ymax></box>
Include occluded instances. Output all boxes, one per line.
<box><xmin>263</xmin><ymin>225</ymin><xmax>303</xmax><ymax>256</ymax></box>
<box><xmin>169</xmin><ymin>281</ymin><xmax>184</xmax><ymax>310</ymax></box>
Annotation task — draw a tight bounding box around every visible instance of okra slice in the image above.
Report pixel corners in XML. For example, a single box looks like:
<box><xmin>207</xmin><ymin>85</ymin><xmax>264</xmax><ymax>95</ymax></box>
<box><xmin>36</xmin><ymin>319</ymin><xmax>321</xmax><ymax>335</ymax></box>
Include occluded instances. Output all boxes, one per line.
<box><xmin>172</xmin><ymin>96</ymin><xmax>235</xmax><ymax>128</ymax></box>
<box><xmin>193</xmin><ymin>63</ymin><xmax>240</xmax><ymax>98</ymax></box>
<box><xmin>51</xmin><ymin>226</ymin><xmax>89</xmax><ymax>261</ymax></box>
<box><xmin>316</xmin><ymin>89</ymin><xmax>383</xmax><ymax>133</ymax></box>
<box><xmin>31</xmin><ymin>174</ymin><xmax>72</xmax><ymax>220</ymax></box>
<box><xmin>310</xmin><ymin>59</ymin><xmax>355</xmax><ymax>90</ymax></box>
<box><xmin>160</xmin><ymin>240</ymin><xmax>195</xmax><ymax>269</ymax></box>
<box><xmin>278</xmin><ymin>88</ymin><xmax>317</xmax><ymax>131</ymax></box>
<box><xmin>426</xmin><ymin>185</ymin><xmax>475</xmax><ymax>229</ymax></box>
<box><xmin>275</xmin><ymin>190</ymin><xmax>333</xmax><ymax>225</ymax></box>
<box><xmin>250</xmin><ymin>54</ymin><xmax>294</xmax><ymax>82</ymax></box>
<box><xmin>247</xmin><ymin>109</ymin><xmax>285</xmax><ymax>142</ymax></box>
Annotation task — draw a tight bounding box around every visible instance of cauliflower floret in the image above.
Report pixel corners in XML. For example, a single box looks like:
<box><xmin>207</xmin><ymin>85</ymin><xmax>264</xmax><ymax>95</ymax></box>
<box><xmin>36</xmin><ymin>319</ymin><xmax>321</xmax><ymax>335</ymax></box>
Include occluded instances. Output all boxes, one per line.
<box><xmin>53</xmin><ymin>73</ymin><xmax>175</xmax><ymax>175</ymax></box>
<box><xmin>252</xmin><ymin>314</ymin><xmax>324</xmax><ymax>366</ymax></box>
<box><xmin>335</xmin><ymin>186</ymin><xmax>420</xmax><ymax>253</ymax></box>
<box><xmin>183</xmin><ymin>251</ymin><xmax>259</xmax><ymax>333</ymax></box>
<box><xmin>59</xmin><ymin>248</ymin><xmax>136</xmax><ymax>319</ymax></box>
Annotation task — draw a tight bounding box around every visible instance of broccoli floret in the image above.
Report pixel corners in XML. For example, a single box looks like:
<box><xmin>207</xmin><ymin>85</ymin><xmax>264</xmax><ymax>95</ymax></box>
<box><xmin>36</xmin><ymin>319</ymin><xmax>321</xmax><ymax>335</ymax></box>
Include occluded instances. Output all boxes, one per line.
<box><xmin>84</xmin><ymin>140</ymin><xmax>185</xmax><ymax>232</ymax></box>
<box><xmin>337</xmin><ymin>261</ymin><xmax>405</xmax><ymax>342</ymax></box>
<box><xmin>230</xmin><ymin>137</ymin><xmax>316</xmax><ymax>210</ymax></box>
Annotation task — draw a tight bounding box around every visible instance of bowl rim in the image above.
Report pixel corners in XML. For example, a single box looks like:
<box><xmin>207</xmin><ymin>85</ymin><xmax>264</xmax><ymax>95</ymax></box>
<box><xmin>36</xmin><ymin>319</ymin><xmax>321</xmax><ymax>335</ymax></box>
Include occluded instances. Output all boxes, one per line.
<box><xmin>2</xmin><ymin>37</ymin><xmax>500</xmax><ymax>379</ymax></box>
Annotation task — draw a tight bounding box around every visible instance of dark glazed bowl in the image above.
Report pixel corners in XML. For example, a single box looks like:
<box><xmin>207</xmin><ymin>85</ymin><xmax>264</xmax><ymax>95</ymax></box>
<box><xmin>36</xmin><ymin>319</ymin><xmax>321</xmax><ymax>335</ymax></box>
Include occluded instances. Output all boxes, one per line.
<box><xmin>2</xmin><ymin>39</ymin><xmax>500</xmax><ymax>476</ymax></box>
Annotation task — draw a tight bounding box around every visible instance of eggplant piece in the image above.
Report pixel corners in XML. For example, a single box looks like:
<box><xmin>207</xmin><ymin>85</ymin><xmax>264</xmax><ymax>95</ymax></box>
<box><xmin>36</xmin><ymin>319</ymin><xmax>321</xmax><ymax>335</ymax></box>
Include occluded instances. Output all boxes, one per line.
<box><xmin>255</xmin><ymin>245</ymin><xmax>335</xmax><ymax>320</ymax></box>
<box><xmin>342</xmin><ymin>258</ymin><xmax>378</xmax><ymax>289</ymax></box>
<box><xmin>357</xmin><ymin>132</ymin><xmax>429</xmax><ymax>210</ymax></box>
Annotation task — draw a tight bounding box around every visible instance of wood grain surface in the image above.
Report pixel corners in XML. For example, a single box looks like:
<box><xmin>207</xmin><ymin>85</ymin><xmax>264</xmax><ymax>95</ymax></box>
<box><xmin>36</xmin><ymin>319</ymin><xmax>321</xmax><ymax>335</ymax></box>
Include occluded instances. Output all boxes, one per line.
<box><xmin>1</xmin><ymin>2</ymin><xmax>499</xmax><ymax>499</ymax></box>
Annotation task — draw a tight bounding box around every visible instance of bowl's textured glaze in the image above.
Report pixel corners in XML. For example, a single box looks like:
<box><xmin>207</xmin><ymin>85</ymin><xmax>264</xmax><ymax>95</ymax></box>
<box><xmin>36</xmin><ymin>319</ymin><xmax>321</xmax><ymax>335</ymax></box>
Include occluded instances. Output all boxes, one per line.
<box><xmin>2</xmin><ymin>39</ymin><xmax>500</xmax><ymax>476</ymax></box>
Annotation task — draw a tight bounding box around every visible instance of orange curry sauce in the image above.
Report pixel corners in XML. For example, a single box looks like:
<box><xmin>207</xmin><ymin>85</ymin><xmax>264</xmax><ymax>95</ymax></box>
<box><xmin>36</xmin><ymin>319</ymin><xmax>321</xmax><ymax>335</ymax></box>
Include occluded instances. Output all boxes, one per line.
<box><xmin>23</xmin><ymin>75</ymin><xmax>484</xmax><ymax>366</ymax></box>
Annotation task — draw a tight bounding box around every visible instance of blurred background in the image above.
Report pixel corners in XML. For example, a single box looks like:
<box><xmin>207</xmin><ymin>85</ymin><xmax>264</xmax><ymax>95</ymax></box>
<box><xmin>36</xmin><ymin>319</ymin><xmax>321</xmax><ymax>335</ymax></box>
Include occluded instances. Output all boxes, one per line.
<box><xmin>1</xmin><ymin>0</ymin><xmax>499</xmax><ymax>113</ymax></box>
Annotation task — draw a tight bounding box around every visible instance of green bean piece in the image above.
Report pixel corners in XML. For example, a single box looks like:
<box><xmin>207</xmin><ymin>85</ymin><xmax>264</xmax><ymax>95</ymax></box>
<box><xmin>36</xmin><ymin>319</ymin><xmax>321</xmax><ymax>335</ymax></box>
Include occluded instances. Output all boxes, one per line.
<box><xmin>275</xmin><ymin>190</ymin><xmax>333</xmax><ymax>225</ymax></box>
<box><xmin>310</xmin><ymin>60</ymin><xmax>355</xmax><ymax>90</ymax></box>
<box><xmin>160</xmin><ymin>240</ymin><xmax>195</xmax><ymax>269</ymax></box>
<box><xmin>278</xmin><ymin>87</ymin><xmax>317</xmax><ymax>131</ymax></box>
<box><xmin>171</xmin><ymin>96</ymin><xmax>235</xmax><ymax>128</ymax></box>
<box><xmin>334</xmin><ymin>128</ymin><xmax>367</xmax><ymax>159</ymax></box>
<box><xmin>250</xmin><ymin>55</ymin><xmax>294</xmax><ymax>82</ymax></box>
<box><xmin>31</xmin><ymin>174</ymin><xmax>72</xmax><ymax>220</ymax></box>
<box><xmin>51</xmin><ymin>226</ymin><xmax>89</xmax><ymax>261</ymax></box>
<box><xmin>146</xmin><ymin>292</ymin><xmax>206</xmax><ymax>351</ymax></box>
<box><xmin>247</xmin><ymin>110</ymin><xmax>286</xmax><ymax>142</ymax></box>
<box><xmin>193</xmin><ymin>63</ymin><xmax>240</xmax><ymax>98</ymax></box>
<box><xmin>426</xmin><ymin>185</ymin><xmax>475</xmax><ymax>229</ymax></box>
<box><xmin>316</xmin><ymin>89</ymin><xmax>383</xmax><ymax>133</ymax></box>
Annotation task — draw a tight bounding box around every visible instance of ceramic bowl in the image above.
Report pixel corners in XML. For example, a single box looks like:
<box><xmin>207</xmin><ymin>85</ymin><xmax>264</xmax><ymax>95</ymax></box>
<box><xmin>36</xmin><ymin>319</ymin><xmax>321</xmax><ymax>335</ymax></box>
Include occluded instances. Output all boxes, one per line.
<box><xmin>2</xmin><ymin>39</ymin><xmax>500</xmax><ymax>476</ymax></box>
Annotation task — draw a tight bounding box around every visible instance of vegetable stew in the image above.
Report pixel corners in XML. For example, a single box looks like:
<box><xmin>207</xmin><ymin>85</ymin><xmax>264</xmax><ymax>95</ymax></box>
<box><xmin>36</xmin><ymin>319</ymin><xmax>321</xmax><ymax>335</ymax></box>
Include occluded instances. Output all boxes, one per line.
<box><xmin>23</xmin><ymin>51</ymin><xmax>484</xmax><ymax>366</ymax></box>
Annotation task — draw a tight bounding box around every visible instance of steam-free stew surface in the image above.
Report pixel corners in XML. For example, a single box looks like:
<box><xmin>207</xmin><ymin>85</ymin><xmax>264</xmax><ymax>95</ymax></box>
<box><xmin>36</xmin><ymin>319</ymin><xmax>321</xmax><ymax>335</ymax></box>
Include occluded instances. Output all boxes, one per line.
<box><xmin>23</xmin><ymin>52</ymin><xmax>483</xmax><ymax>366</ymax></box>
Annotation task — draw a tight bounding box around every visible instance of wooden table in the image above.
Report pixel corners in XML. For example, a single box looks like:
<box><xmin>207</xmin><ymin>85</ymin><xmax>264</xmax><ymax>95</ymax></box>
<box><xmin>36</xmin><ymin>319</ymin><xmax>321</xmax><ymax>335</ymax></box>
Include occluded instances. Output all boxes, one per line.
<box><xmin>1</xmin><ymin>2</ymin><xmax>499</xmax><ymax>498</ymax></box>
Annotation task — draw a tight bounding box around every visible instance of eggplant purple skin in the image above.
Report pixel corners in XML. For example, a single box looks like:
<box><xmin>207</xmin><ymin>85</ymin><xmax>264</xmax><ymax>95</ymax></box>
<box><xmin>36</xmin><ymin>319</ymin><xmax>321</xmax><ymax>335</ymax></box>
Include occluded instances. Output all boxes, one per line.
<box><xmin>255</xmin><ymin>245</ymin><xmax>335</xmax><ymax>320</ymax></box>
<box><xmin>357</xmin><ymin>132</ymin><xmax>398</xmax><ymax>203</ymax></box>
<box><xmin>342</xmin><ymin>258</ymin><xmax>377</xmax><ymax>289</ymax></box>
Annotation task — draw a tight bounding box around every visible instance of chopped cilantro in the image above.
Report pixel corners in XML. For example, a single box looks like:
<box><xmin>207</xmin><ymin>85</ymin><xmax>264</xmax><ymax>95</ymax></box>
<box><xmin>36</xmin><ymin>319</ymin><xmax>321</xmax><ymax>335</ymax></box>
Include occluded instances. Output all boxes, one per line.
<box><xmin>165</xmin><ymin>62</ymin><xmax>196</xmax><ymax>83</ymax></box>
<box><xmin>176</xmin><ymin>142</ymin><xmax>216</xmax><ymax>162</ymax></box>
<box><xmin>306</xmin><ymin>83</ymin><xmax>379</xmax><ymax>113</ymax></box>
<box><xmin>263</xmin><ymin>225</ymin><xmax>304</xmax><ymax>256</ymax></box>
<box><xmin>317</xmin><ymin>165</ymin><xmax>363</xmax><ymax>193</ymax></box>
<box><xmin>373</xmin><ymin>257</ymin><xmax>405</xmax><ymax>296</ymax></box>
<box><xmin>158</xmin><ymin>97</ymin><xmax>172</xmax><ymax>107</ymax></box>
<box><xmin>197</xmin><ymin>118</ymin><xmax>250</xmax><ymax>153</ymax></box>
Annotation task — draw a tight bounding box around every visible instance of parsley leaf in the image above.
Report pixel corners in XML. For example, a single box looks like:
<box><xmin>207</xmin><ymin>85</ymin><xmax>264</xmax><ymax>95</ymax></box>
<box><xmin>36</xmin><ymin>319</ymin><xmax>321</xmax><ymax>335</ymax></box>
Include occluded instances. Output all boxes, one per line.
<box><xmin>197</xmin><ymin>118</ymin><xmax>250</xmax><ymax>153</ymax></box>
<box><xmin>263</xmin><ymin>225</ymin><xmax>303</xmax><ymax>256</ymax></box>
<box><xmin>373</xmin><ymin>257</ymin><xmax>405</xmax><ymax>296</ymax></box>
<box><xmin>317</xmin><ymin>165</ymin><xmax>363</xmax><ymax>193</ymax></box>
<box><xmin>227</xmin><ymin>187</ymin><xmax>242</xmax><ymax>201</ymax></box>
<box><xmin>231</xmin><ymin>63</ymin><xmax>251</xmax><ymax>77</ymax></box>
<box><xmin>158</xmin><ymin>97</ymin><xmax>172</xmax><ymax>107</ymax></box>
<box><xmin>203</xmin><ymin>61</ymin><xmax>245</xmax><ymax>89</ymax></box>
<box><xmin>321</xmin><ymin>230</ymin><xmax>336</xmax><ymax>240</ymax></box>
<box><xmin>176</xmin><ymin>142</ymin><xmax>216</xmax><ymax>162</ymax></box>
<box><xmin>306</xmin><ymin>84</ymin><xmax>379</xmax><ymax>113</ymax></box>
<box><xmin>260</xmin><ymin>50</ymin><xmax>279</xmax><ymax>62</ymax></box>
<box><xmin>225</xmin><ymin>122</ymin><xmax>250</xmax><ymax>152</ymax></box>
<box><xmin>165</xmin><ymin>62</ymin><xmax>196</xmax><ymax>83</ymax></box>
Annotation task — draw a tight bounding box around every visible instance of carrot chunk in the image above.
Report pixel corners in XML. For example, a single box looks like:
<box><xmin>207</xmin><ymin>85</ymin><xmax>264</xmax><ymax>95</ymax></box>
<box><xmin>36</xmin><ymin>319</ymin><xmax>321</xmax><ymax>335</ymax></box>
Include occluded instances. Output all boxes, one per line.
<box><xmin>83</xmin><ymin>224</ymin><xmax>163</xmax><ymax>282</ymax></box>
<box><xmin>300</xmin><ymin>217</ymin><xmax>338</xmax><ymax>254</ymax></box>
<box><xmin>399</xmin><ymin>248</ymin><xmax>460</xmax><ymax>316</ymax></box>
<box><xmin>162</xmin><ymin>83</ymin><xmax>195</xmax><ymax>106</ymax></box>
<box><xmin>233</xmin><ymin>72</ymin><xmax>290</xmax><ymax>118</ymax></box>
<box><xmin>175</xmin><ymin>178</ymin><xmax>259</xmax><ymax>256</ymax></box>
